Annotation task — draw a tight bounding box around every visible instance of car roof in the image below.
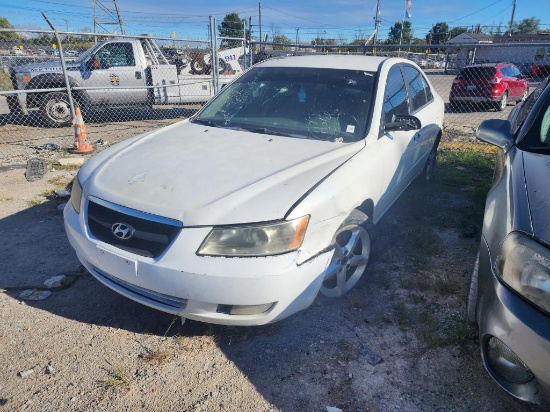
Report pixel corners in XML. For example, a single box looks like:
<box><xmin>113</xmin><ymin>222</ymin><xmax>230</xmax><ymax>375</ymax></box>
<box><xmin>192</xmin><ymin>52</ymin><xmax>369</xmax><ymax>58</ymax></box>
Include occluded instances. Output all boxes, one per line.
<box><xmin>256</xmin><ymin>55</ymin><xmax>390</xmax><ymax>72</ymax></box>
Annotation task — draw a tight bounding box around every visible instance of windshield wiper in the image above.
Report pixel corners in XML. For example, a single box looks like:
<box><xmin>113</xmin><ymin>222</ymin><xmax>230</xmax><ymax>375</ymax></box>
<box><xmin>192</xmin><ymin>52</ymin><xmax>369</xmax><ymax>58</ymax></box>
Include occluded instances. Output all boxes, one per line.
<box><xmin>248</xmin><ymin>127</ymin><xmax>290</xmax><ymax>137</ymax></box>
<box><xmin>192</xmin><ymin>118</ymin><xmax>219</xmax><ymax>128</ymax></box>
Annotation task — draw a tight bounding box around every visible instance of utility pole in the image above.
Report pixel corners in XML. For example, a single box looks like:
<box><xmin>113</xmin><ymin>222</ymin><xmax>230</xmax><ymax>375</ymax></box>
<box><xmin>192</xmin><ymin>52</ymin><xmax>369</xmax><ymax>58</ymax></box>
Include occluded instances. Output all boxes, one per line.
<box><xmin>508</xmin><ymin>0</ymin><xmax>517</xmax><ymax>36</ymax></box>
<box><xmin>373</xmin><ymin>0</ymin><xmax>381</xmax><ymax>45</ymax></box>
<box><xmin>295</xmin><ymin>27</ymin><xmax>299</xmax><ymax>52</ymax></box>
<box><xmin>259</xmin><ymin>2</ymin><xmax>262</xmax><ymax>51</ymax></box>
<box><xmin>93</xmin><ymin>0</ymin><xmax>125</xmax><ymax>39</ymax></box>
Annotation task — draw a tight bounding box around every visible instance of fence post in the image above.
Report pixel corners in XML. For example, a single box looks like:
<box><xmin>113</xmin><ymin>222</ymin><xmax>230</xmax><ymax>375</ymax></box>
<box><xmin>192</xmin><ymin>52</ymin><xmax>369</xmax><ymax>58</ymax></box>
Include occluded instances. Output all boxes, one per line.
<box><xmin>41</xmin><ymin>12</ymin><xmax>76</xmax><ymax>122</ymax></box>
<box><xmin>209</xmin><ymin>16</ymin><xmax>219</xmax><ymax>95</ymax></box>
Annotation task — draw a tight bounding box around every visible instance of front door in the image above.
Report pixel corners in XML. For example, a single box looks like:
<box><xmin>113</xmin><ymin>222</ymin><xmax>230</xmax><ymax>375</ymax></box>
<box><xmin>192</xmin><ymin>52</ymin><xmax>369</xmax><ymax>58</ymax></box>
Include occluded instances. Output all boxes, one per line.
<box><xmin>82</xmin><ymin>41</ymin><xmax>147</xmax><ymax>105</ymax></box>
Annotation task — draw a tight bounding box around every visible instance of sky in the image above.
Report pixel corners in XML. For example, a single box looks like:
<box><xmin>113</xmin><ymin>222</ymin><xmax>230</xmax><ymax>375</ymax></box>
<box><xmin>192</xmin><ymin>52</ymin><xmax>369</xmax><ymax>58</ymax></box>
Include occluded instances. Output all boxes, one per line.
<box><xmin>0</xmin><ymin>0</ymin><xmax>549</xmax><ymax>43</ymax></box>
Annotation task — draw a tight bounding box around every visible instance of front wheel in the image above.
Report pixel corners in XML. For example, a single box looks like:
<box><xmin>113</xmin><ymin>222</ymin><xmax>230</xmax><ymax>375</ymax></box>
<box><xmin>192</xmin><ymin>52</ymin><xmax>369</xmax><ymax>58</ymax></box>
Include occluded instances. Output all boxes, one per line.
<box><xmin>320</xmin><ymin>210</ymin><xmax>373</xmax><ymax>298</ymax></box>
<box><xmin>40</xmin><ymin>92</ymin><xmax>72</xmax><ymax>127</ymax></box>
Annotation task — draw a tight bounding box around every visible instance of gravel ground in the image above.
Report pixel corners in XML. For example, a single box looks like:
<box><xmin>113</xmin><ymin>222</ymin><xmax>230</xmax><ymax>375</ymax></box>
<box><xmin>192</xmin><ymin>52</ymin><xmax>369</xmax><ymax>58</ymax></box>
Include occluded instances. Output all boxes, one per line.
<box><xmin>0</xmin><ymin>145</ymin><xmax>528</xmax><ymax>412</ymax></box>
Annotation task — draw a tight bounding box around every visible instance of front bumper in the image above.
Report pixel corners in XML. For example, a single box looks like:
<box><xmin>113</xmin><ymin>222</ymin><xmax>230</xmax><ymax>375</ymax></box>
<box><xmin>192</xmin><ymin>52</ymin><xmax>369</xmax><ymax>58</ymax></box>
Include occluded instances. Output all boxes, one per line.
<box><xmin>64</xmin><ymin>202</ymin><xmax>332</xmax><ymax>326</ymax></box>
<box><xmin>477</xmin><ymin>242</ymin><xmax>550</xmax><ymax>405</ymax></box>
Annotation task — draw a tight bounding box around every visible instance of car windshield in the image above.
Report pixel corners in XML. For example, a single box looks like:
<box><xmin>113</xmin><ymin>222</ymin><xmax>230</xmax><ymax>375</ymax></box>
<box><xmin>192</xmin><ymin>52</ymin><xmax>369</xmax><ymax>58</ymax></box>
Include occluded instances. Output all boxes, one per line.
<box><xmin>460</xmin><ymin>67</ymin><xmax>496</xmax><ymax>79</ymax></box>
<box><xmin>517</xmin><ymin>88</ymin><xmax>550</xmax><ymax>152</ymax></box>
<box><xmin>193</xmin><ymin>66</ymin><xmax>376</xmax><ymax>142</ymax></box>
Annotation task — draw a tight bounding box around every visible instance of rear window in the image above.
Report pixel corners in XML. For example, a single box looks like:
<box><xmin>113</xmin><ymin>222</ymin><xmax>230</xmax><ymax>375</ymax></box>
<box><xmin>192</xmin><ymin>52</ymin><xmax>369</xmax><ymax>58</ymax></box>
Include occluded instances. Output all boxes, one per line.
<box><xmin>460</xmin><ymin>67</ymin><xmax>496</xmax><ymax>79</ymax></box>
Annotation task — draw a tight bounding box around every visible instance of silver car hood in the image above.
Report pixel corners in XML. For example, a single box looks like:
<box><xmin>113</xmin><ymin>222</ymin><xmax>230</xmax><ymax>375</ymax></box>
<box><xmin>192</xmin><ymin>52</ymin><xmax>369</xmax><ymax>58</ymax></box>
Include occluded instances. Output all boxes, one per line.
<box><xmin>523</xmin><ymin>151</ymin><xmax>550</xmax><ymax>245</ymax></box>
<box><xmin>83</xmin><ymin>121</ymin><xmax>364</xmax><ymax>225</ymax></box>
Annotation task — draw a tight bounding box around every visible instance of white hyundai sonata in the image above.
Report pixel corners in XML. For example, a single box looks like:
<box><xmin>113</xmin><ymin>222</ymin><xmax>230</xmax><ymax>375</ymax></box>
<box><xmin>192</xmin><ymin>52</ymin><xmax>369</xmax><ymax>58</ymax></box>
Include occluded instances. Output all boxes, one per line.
<box><xmin>64</xmin><ymin>55</ymin><xmax>444</xmax><ymax>325</ymax></box>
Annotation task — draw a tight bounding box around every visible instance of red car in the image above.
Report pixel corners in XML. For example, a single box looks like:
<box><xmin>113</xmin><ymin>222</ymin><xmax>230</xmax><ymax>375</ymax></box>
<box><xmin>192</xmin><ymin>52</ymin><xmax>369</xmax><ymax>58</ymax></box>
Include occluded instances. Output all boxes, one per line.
<box><xmin>449</xmin><ymin>63</ymin><xmax>530</xmax><ymax>111</ymax></box>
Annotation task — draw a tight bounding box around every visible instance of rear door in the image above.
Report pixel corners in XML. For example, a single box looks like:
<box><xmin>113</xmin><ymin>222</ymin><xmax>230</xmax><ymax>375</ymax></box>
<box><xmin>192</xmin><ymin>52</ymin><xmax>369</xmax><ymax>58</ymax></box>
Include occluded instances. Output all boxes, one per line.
<box><xmin>402</xmin><ymin>65</ymin><xmax>437</xmax><ymax>174</ymax></box>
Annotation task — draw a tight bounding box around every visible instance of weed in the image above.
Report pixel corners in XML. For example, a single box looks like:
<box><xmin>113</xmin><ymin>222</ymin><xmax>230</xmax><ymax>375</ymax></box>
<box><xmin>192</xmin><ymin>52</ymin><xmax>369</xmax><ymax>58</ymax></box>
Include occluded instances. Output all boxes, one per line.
<box><xmin>393</xmin><ymin>301</ymin><xmax>413</xmax><ymax>328</ymax></box>
<box><xmin>100</xmin><ymin>364</ymin><xmax>130</xmax><ymax>393</ymax></box>
<box><xmin>0</xmin><ymin>72</ymin><xmax>11</xmax><ymax>90</ymax></box>
<box><xmin>47</xmin><ymin>175</ymin><xmax>72</xmax><ymax>189</ymax></box>
<box><xmin>27</xmin><ymin>198</ymin><xmax>43</xmax><ymax>207</ymax></box>
<box><xmin>0</xmin><ymin>197</ymin><xmax>13</xmax><ymax>202</ymax></box>
<box><xmin>49</xmin><ymin>162</ymin><xmax>82</xmax><ymax>171</ymax></box>
<box><xmin>39</xmin><ymin>190</ymin><xmax>53</xmax><ymax>198</ymax></box>
<box><xmin>142</xmin><ymin>349</ymin><xmax>172</xmax><ymax>365</ymax></box>
<box><xmin>337</xmin><ymin>339</ymin><xmax>358</xmax><ymax>362</ymax></box>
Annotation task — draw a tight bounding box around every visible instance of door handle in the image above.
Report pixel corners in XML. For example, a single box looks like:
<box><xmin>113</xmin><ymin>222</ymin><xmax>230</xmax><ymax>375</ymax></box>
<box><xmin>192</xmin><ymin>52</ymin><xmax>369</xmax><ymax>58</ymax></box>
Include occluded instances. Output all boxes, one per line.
<box><xmin>135</xmin><ymin>71</ymin><xmax>142</xmax><ymax>79</ymax></box>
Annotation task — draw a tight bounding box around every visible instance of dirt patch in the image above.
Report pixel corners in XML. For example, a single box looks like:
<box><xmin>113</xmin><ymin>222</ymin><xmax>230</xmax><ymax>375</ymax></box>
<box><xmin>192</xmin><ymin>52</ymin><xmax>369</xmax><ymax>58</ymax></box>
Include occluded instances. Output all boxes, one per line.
<box><xmin>0</xmin><ymin>147</ymin><xmax>527</xmax><ymax>411</ymax></box>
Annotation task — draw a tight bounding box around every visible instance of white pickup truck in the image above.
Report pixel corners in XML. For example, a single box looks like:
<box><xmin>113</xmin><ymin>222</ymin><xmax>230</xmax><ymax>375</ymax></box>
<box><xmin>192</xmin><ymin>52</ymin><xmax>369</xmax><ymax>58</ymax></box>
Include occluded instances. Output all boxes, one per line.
<box><xmin>7</xmin><ymin>37</ymin><xmax>245</xmax><ymax>126</ymax></box>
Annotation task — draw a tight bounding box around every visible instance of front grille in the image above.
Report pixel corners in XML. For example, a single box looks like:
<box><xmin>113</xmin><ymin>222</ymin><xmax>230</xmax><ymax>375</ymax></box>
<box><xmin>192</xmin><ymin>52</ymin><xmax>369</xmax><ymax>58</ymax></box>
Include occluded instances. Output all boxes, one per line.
<box><xmin>87</xmin><ymin>198</ymin><xmax>182</xmax><ymax>258</ymax></box>
<box><xmin>93</xmin><ymin>267</ymin><xmax>187</xmax><ymax>310</ymax></box>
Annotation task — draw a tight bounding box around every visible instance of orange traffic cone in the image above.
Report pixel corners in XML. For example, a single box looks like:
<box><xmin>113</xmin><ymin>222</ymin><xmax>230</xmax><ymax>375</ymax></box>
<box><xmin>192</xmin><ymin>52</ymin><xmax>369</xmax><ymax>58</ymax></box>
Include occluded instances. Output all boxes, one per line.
<box><xmin>69</xmin><ymin>105</ymin><xmax>93</xmax><ymax>154</ymax></box>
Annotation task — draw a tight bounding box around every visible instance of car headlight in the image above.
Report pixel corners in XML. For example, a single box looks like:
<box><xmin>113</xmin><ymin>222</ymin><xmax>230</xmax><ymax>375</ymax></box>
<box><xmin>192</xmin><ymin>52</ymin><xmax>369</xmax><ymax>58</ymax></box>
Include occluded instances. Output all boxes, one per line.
<box><xmin>69</xmin><ymin>175</ymin><xmax>83</xmax><ymax>214</ymax></box>
<box><xmin>496</xmin><ymin>232</ymin><xmax>550</xmax><ymax>314</ymax></box>
<box><xmin>197</xmin><ymin>216</ymin><xmax>309</xmax><ymax>257</ymax></box>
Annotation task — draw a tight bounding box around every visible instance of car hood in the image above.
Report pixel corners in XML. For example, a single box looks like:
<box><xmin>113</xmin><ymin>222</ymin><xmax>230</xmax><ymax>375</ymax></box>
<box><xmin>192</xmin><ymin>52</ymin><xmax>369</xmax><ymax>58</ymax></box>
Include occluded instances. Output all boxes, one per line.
<box><xmin>14</xmin><ymin>60</ymin><xmax>79</xmax><ymax>73</ymax></box>
<box><xmin>84</xmin><ymin>121</ymin><xmax>364</xmax><ymax>225</ymax></box>
<box><xmin>523</xmin><ymin>151</ymin><xmax>550</xmax><ymax>245</ymax></box>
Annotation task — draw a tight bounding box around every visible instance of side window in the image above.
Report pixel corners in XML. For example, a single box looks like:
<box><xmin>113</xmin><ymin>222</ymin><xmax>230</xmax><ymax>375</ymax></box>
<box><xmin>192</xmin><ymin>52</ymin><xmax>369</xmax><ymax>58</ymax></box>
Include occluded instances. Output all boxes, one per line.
<box><xmin>383</xmin><ymin>65</ymin><xmax>409</xmax><ymax>124</ymax></box>
<box><xmin>96</xmin><ymin>43</ymin><xmax>135</xmax><ymax>69</ymax></box>
<box><xmin>402</xmin><ymin>66</ymin><xmax>429</xmax><ymax>112</ymax></box>
<box><xmin>511</xmin><ymin>65</ymin><xmax>522</xmax><ymax>78</ymax></box>
<box><xmin>500</xmin><ymin>66</ymin><xmax>511</xmax><ymax>77</ymax></box>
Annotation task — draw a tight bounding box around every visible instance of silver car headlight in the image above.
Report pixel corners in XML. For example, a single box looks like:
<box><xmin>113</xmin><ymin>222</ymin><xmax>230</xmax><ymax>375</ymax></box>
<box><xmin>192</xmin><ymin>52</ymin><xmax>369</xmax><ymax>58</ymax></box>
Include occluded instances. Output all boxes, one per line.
<box><xmin>496</xmin><ymin>232</ymin><xmax>550</xmax><ymax>314</ymax></box>
<box><xmin>197</xmin><ymin>216</ymin><xmax>309</xmax><ymax>257</ymax></box>
<box><xmin>69</xmin><ymin>175</ymin><xmax>83</xmax><ymax>214</ymax></box>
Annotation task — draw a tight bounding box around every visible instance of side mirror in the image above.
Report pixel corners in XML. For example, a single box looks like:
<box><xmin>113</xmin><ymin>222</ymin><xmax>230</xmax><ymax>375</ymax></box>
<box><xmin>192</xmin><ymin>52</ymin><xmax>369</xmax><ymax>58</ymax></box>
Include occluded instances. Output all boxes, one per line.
<box><xmin>476</xmin><ymin>119</ymin><xmax>514</xmax><ymax>150</ymax></box>
<box><xmin>385</xmin><ymin>114</ymin><xmax>422</xmax><ymax>132</ymax></box>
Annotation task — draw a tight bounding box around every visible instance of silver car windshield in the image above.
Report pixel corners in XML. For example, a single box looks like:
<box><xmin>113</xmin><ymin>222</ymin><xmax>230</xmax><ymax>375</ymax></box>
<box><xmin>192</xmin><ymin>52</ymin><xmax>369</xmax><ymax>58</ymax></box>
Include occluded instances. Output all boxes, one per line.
<box><xmin>194</xmin><ymin>67</ymin><xmax>376</xmax><ymax>142</ymax></box>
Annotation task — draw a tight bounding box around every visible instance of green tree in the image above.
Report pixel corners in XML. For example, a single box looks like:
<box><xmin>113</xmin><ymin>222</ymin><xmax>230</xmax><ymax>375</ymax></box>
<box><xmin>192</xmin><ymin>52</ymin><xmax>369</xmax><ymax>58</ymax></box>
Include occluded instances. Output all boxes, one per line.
<box><xmin>0</xmin><ymin>17</ymin><xmax>21</xmax><ymax>42</ymax></box>
<box><xmin>387</xmin><ymin>21</ymin><xmax>413</xmax><ymax>44</ymax></box>
<box><xmin>427</xmin><ymin>22</ymin><xmax>449</xmax><ymax>44</ymax></box>
<box><xmin>514</xmin><ymin>17</ymin><xmax>541</xmax><ymax>34</ymax></box>
<box><xmin>450</xmin><ymin>26</ymin><xmax>467</xmax><ymax>38</ymax></box>
<box><xmin>218</xmin><ymin>13</ymin><xmax>247</xmax><ymax>47</ymax></box>
<box><xmin>272</xmin><ymin>34</ymin><xmax>292</xmax><ymax>50</ymax></box>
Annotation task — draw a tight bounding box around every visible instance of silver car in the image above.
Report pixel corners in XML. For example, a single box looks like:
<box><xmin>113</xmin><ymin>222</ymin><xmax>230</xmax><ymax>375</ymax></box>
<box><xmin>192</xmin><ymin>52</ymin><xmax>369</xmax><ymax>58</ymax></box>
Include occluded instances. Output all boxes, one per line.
<box><xmin>468</xmin><ymin>77</ymin><xmax>550</xmax><ymax>406</ymax></box>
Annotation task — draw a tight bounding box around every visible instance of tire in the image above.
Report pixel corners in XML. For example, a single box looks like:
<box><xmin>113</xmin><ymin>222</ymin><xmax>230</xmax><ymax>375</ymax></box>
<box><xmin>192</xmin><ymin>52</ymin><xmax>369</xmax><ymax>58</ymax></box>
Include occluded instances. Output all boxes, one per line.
<box><xmin>520</xmin><ymin>87</ymin><xmax>529</xmax><ymax>103</ymax></box>
<box><xmin>320</xmin><ymin>210</ymin><xmax>373</xmax><ymax>298</ymax></box>
<box><xmin>466</xmin><ymin>251</ymin><xmax>480</xmax><ymax>324</ymax></box>
<box><xmin>217</xmin><ymin>58</ymin><xmax>229</xmax><ymax>74</ymax></box>
<box><xmin>40</xmin><ymin>92</ymin><xmax>72</xmax><ymax>127</ymax></box>
<box><xmin>496</xmin><ymin>91</ymin><xmax>508</xmax><ymax>111</ymax></box>
<box><xmin>190</xmin><ymin>58</ymin><xmax>207</xmax><ymax>75</ymax></box>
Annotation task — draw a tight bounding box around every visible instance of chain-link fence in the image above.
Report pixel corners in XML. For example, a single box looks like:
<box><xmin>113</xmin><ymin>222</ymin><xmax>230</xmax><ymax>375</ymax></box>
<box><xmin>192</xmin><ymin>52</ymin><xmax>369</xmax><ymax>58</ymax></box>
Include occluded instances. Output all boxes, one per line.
<box><xmin>2</xmin><ymin>31</ymin><xmax>549</xmax><ymax>165</ymax></box>
<box><xmin>0</xmin><ymin>24</ymin><xmax>247</xmax><ymax>165</ymax></box>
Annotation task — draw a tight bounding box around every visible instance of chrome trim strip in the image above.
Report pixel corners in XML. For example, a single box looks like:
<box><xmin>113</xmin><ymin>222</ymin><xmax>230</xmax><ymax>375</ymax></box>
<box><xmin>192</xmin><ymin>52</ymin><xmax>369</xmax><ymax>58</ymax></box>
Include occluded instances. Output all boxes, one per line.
<box><xmin>87</xmin><ymin>195</ymin><xmax>183</xmax><ymax>227</ymax></box>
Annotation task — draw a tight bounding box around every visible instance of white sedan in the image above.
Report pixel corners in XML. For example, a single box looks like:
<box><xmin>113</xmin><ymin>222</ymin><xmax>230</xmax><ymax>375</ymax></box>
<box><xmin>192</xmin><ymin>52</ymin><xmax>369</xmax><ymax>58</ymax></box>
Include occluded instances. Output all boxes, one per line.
<box><xmin>64</xmin><ymin>55</ymin><xmax>444</xmax><ymax>325</ymax></box>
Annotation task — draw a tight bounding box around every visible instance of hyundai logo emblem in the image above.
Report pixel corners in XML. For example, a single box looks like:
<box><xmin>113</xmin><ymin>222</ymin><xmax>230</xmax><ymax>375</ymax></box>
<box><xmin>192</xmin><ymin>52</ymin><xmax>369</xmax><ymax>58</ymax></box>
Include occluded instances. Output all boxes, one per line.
<box><xmin>111</xmin><ymin>222</ymin><xmax>135</xmax><ymax>240</ymax></box>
